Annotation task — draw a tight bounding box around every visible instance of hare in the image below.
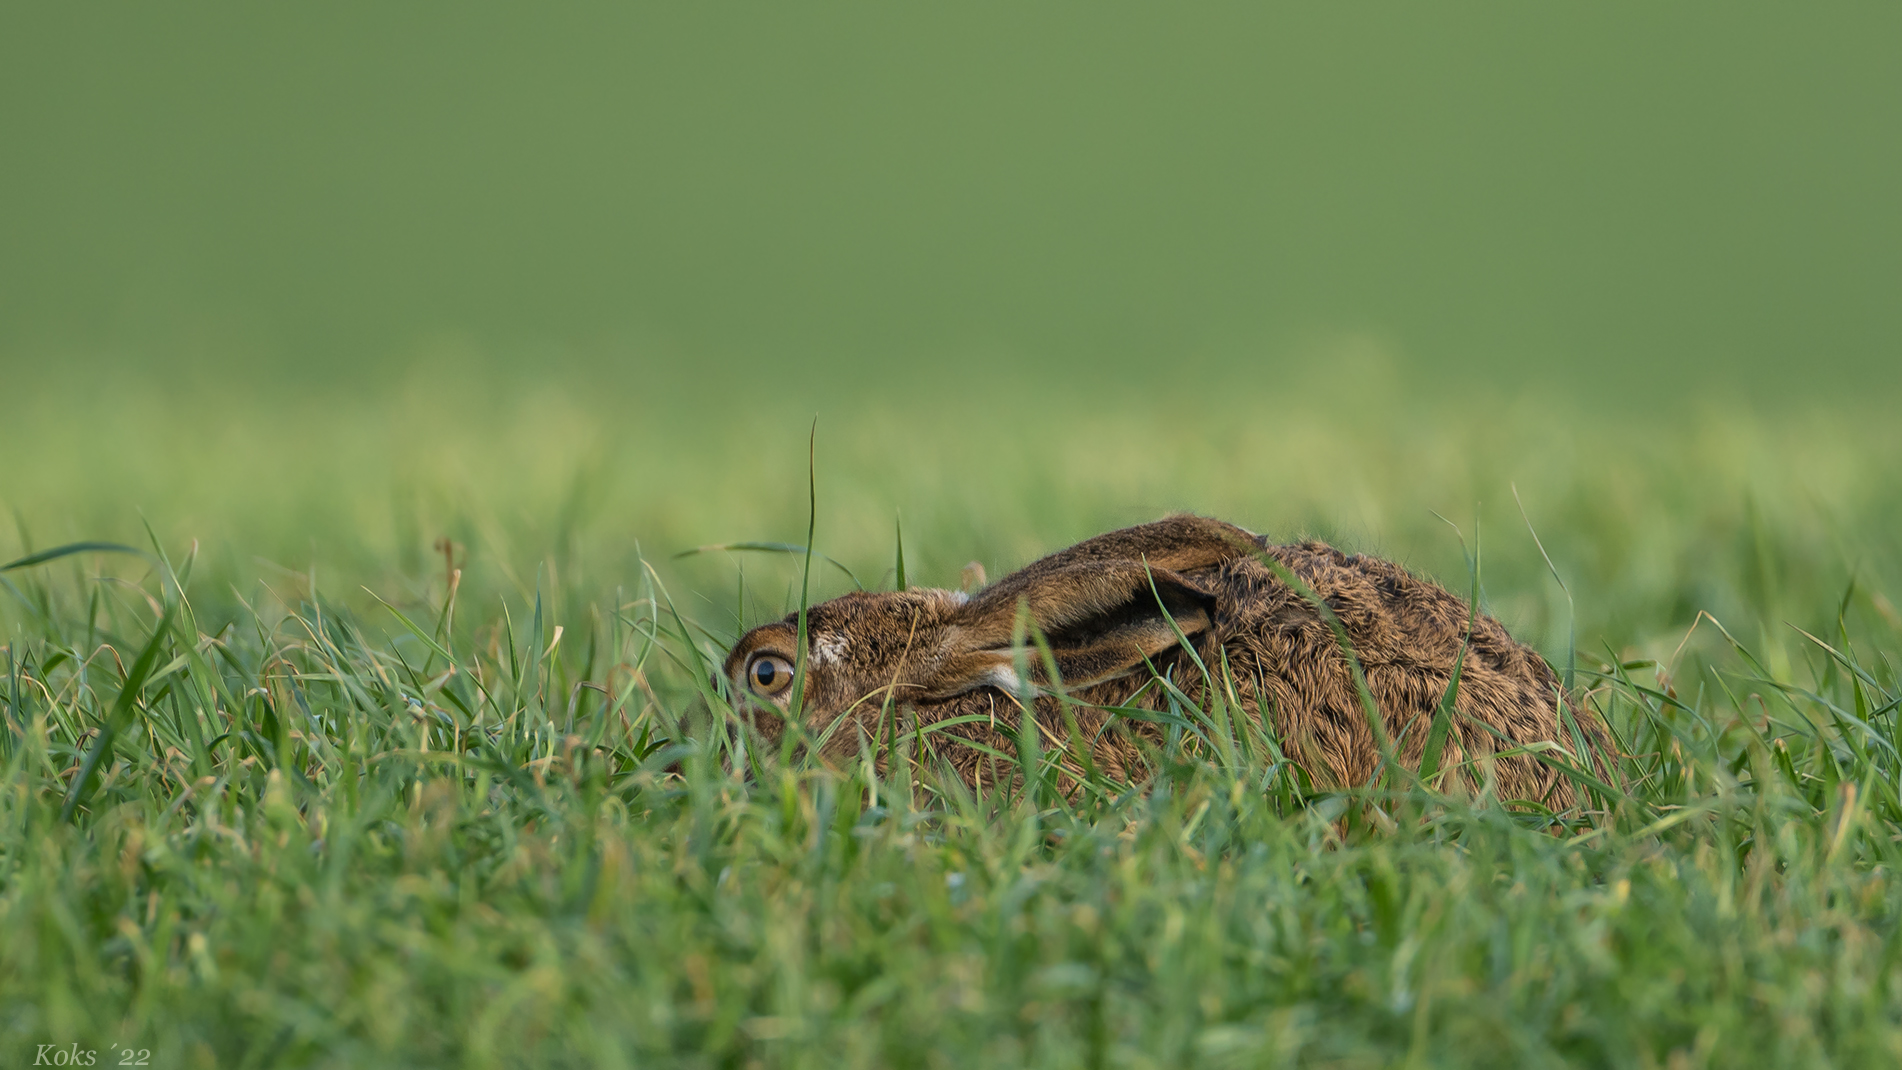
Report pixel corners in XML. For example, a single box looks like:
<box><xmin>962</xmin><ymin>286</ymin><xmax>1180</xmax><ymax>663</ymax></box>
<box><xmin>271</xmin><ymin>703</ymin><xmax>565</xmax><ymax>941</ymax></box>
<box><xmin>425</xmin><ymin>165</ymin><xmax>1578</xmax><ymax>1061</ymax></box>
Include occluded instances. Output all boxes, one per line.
<box><xmin>721</xmin><ymin>515</ymin><xmax>1613</xmax><ymax>811</ymax></box>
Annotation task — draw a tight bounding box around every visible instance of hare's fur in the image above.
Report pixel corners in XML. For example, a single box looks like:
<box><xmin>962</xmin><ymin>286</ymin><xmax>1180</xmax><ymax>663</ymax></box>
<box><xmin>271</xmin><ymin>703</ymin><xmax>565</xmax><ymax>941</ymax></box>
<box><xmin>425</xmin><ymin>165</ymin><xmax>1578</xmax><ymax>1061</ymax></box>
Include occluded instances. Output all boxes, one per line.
<box><xmin>722</xmin><ymin>515</ymin><xmax>1613</xmax><ymax>810</ymax></box>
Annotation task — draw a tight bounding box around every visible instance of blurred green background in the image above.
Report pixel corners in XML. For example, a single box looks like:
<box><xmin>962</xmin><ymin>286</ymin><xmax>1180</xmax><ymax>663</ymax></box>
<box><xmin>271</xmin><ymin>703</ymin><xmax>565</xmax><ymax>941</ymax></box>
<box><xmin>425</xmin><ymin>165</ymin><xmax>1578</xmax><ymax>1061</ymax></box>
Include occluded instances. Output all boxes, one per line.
<box><xmin>2</xmin><ymin>2</ymin><xmax>1899</xmax><ymax>664</ymax></box>
<box><xmin>5</xmin><ymin>2</ymin><xmax>1898</xmax><ymax>391</ymax></box>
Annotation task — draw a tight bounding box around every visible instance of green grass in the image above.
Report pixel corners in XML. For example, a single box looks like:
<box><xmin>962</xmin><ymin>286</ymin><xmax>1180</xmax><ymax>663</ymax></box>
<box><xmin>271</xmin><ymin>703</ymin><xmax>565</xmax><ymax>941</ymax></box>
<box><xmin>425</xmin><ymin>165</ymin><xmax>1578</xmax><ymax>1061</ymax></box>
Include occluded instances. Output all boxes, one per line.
<box><xmin>3</xmin><ymin>379</ymin><xmax>1902</xmax><ymax>1067</ymax></box>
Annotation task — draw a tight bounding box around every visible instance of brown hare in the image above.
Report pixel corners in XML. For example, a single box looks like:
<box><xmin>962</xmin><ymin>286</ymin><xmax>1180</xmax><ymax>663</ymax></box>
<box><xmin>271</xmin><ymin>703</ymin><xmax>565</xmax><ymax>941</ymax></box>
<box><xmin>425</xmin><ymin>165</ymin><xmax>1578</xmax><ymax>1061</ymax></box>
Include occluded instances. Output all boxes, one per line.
<box><xmin>721</xmin><ymin>515</ymin><xmax>1614</xmax><ymax>810</ymax></box>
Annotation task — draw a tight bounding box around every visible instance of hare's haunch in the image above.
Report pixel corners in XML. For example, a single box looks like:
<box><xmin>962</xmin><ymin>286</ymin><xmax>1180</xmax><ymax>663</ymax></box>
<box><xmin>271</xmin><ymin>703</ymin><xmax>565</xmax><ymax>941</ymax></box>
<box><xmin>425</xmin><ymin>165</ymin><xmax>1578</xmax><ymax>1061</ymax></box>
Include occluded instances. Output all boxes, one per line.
<box><xmin>721</xmin><ymin>515</ymin><xmax>1613</xmax><ymax>809</ymax></box>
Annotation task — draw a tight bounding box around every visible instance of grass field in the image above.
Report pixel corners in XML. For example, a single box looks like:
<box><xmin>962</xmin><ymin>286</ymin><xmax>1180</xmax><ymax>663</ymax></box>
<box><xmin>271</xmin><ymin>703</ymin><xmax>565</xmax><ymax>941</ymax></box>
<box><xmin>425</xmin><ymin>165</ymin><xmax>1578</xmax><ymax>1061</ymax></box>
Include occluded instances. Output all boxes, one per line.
<box><xmin>7</xmin><ymin>5</ymin><xmax>1902</xmax><ymax>1065</ymax></box>
<box><xmin>4</xmin><ymin>372</ymin><xmax>1902</xmax><ymax>1067</ymax></box>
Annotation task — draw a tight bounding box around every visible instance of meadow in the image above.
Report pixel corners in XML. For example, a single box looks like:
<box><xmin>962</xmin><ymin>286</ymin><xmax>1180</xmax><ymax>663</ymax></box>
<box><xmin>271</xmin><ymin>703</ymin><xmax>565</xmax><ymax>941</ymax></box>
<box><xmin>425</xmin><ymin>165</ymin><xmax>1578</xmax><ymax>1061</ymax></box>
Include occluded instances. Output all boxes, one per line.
<box><xmin>3</xmin><ymin>365</ymin><xmax>1900</xmax><ymax>1068</ymax></box>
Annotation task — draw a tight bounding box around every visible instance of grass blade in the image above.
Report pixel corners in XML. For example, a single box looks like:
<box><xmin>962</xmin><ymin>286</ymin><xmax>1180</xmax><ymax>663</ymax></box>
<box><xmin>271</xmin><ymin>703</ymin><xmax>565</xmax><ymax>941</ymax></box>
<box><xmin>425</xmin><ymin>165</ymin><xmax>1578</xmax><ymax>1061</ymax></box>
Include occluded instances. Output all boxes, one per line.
<box><xmin>2</xmin><ymin>541</ymin><xmax>150</xmax><ymax>573</ymax></box>
<box><xmin>61</xmin><ymin>601</ymin><xmax>178</xmax><ymax>823</ymax></box>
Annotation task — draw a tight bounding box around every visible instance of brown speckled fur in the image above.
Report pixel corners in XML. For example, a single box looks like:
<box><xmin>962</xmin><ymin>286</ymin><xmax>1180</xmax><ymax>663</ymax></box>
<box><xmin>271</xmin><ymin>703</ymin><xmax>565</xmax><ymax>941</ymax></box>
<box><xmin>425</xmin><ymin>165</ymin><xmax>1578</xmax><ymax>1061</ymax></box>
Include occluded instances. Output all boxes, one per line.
<box><xmin>721</xmin><ymin>515</ymin><xmax>1615</xmax><ymax>811</ymax></box>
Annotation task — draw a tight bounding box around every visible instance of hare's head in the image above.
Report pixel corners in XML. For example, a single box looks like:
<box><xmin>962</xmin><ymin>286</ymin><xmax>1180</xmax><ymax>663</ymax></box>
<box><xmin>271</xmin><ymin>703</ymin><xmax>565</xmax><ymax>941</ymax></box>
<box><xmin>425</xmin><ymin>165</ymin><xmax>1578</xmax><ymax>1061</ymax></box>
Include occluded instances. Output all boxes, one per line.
<box><xmin>719</xmin><ymin>515</ymin><xmax>1265</xmax><ymax>745</ymax></box>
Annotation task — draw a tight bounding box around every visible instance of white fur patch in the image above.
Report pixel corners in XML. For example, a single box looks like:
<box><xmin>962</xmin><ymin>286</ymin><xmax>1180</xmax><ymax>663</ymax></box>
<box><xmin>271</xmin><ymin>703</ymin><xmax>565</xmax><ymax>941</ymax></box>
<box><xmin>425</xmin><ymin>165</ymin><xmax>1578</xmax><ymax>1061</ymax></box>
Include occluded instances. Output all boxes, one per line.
<box><xmin>976</xmin><ymin>664</ymin><xmax>1024</xmax><ymax>694</ymax></box>
<box><xmin>811</xmin><ymin>632</ymin><xmax>848</xmax><ymax>666</ymax></box>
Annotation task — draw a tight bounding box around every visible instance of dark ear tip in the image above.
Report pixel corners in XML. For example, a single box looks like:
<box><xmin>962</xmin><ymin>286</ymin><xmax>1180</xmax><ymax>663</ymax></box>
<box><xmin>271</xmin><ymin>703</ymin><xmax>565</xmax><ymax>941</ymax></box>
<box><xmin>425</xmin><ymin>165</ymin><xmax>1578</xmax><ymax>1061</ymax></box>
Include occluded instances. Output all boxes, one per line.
<box><xmin>1152</xmin><ymin>570</ymin><xmax>1219</xmax><ymax>618</ymax></box>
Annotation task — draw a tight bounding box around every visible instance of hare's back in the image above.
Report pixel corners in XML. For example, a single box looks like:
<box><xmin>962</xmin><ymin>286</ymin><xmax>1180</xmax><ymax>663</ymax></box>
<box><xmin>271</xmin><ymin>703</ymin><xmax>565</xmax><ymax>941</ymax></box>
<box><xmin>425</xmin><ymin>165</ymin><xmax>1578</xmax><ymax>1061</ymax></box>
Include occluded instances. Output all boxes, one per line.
<box><xmin>1229</xmin><ymin>541</ymin><xmax>1554</xmax><ymax>688</ymax></box>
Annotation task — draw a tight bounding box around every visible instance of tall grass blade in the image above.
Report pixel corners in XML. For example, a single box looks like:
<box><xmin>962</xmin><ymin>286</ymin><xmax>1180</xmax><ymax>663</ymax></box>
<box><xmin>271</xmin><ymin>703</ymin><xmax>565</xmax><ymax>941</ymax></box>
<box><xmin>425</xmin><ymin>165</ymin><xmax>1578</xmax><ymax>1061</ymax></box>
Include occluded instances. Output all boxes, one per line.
<box><xmin>1513</xmin><ymin>483</ymin><xmax>1577</xmax><ymax>695</ymax></box>
<box><xmin>790</xmin><ymin>420</ymin><xmax>818</xmax><ymax>719</ymax></box>
<box><xmin>894</xmin><ymin>511</ymin><xmax>908</xmax><ymax>592</ymax></box>
<box><xmin>1</xmin><ymin>541</ymin><xmax>149</xmax><ymax>572</ymax></box>
<box><xmin>60</xmin><ymin>601</ymin><xmax>178</xmax><ymax>823</ymax></box>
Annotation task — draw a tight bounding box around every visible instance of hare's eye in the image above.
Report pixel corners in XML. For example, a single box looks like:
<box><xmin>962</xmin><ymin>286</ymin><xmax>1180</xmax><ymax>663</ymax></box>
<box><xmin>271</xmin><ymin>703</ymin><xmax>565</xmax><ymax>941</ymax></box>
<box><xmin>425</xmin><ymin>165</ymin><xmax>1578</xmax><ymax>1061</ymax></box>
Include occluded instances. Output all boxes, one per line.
<box><xmin>748</xmin><ymin>654</ymin><xmax>794</xmax><ymax>695</ymax></box>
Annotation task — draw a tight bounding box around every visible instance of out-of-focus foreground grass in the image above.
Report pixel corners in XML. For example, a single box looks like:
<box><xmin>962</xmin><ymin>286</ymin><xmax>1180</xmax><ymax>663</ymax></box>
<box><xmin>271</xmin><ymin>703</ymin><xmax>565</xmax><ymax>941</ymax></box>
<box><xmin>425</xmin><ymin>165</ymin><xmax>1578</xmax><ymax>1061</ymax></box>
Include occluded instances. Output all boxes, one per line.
<box><xmin>3</xmin><ymin>366</ymin><xmax>1902</xmax><ymax>1067</ymax></box>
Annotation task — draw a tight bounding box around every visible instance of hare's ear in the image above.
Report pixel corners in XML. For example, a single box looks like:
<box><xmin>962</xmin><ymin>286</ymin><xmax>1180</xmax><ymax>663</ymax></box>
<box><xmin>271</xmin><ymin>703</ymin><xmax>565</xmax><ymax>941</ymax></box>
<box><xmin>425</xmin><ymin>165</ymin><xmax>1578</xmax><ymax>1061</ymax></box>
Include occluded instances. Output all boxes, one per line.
<box><xmin>995</xmin><ymin>515</ymin><xmax>1260</xmax><ymax>580</ymax></box>
<box><xmin>922</xmin><ymin>563</ymin><xmax>1217</xmax><ymax>696</ymax></box>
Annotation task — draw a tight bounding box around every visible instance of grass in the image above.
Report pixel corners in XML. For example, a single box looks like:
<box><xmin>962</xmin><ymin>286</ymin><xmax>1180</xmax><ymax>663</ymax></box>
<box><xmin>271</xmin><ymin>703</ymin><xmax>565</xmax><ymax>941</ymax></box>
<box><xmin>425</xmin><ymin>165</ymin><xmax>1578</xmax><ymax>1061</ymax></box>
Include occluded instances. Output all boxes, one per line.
<box><xmin>2</xmin><ymin>374</ymin><xmax>1901</xmax><ymax>1067</ymax></box>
